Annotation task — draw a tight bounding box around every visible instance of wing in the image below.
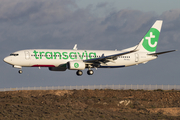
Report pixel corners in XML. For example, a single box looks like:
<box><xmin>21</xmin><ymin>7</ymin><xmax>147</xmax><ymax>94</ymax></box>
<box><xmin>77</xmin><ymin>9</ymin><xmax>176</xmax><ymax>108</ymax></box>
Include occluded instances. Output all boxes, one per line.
<box><xmin>83</xmin><ymin>49</ymin><xmax>137</xmax><ymax>64</ymax></box>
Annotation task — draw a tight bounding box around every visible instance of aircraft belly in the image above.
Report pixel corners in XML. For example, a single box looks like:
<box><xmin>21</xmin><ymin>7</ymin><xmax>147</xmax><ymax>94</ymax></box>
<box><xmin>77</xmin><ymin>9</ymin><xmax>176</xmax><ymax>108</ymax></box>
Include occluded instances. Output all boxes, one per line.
<box><xmin>30</xmin><ymin>59</ymin><xmax>66</xmax><ymax>67</ymax></box>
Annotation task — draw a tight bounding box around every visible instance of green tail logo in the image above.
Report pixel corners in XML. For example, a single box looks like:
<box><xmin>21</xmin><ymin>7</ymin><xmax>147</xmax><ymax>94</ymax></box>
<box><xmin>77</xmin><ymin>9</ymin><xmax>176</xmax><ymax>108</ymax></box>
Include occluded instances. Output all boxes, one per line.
<box><xmin>142</xmin><ymin>28</ymin><xmax>160</xmax><ymax>52</ymax></box>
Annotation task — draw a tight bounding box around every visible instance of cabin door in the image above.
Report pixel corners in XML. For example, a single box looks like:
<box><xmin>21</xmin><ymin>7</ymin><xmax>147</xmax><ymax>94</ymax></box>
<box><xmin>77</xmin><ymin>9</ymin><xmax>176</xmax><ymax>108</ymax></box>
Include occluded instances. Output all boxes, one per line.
<box><xmin>135</xmin><ymin>53</ymin><xmax>139</xmax><ymax>62</ymax></box>
<box><xmin>25</xmin><ymin>51</ymin><xmax>30</xmax><ymax>59</ymax></box>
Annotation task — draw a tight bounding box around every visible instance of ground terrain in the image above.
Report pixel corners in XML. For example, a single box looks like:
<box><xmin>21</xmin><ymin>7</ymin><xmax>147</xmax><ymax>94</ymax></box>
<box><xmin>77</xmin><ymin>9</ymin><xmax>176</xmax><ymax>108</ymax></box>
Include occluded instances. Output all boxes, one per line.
<box><xmin>0</xmin><ymin>89</ymin><xmax>180</xmax><ymax>119</ymax></box>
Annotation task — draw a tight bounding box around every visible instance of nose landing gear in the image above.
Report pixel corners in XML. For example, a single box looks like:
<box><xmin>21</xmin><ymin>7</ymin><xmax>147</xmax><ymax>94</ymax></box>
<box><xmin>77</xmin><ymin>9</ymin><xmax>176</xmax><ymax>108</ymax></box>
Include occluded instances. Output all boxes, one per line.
<box><xmin>12</xmin><ymin>65</ymin><xmax>23</xmax><ymax>74</ymax></box>
<box><xmin>18</xmin><ymin>70</ymin><xmax>23</xmax><ymax>74</ymax></box>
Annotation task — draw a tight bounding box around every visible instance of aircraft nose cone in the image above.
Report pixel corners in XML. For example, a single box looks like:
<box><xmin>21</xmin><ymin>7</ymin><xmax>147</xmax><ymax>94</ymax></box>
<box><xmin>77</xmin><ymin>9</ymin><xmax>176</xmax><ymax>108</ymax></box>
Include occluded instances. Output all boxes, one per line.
<box><xmin>4</xmin><ymin>56</ymin><xmax>12</xmax><ymax>64</ymax></box>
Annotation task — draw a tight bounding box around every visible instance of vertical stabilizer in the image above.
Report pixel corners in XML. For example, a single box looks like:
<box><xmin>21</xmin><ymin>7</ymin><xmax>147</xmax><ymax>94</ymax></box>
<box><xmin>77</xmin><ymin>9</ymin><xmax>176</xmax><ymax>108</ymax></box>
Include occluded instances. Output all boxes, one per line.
<box><xmin>136</xmin><ymin>20</ymin><xmax>163</xmax><ymax>53</ymax></box>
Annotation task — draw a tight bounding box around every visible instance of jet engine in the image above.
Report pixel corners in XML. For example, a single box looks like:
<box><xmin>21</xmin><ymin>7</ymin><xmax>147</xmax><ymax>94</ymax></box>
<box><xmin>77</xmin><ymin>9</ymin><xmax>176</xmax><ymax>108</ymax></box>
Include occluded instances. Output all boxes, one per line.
<box><xmin>67</xmin><ymin>61</ymin><xmax>85</xmax><ymax>70</ymax></box>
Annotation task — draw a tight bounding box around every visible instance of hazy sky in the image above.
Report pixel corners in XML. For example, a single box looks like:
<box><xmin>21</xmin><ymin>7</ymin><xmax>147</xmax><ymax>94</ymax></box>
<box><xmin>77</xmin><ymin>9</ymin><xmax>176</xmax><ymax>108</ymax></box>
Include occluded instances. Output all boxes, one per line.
<box><xmin>76</xmin><ymin>0</ymin><xmax>180</xmax><ymax>14</ymax></box>
<box><xmin>0</xmin><ymin>0</ymin><xmax>180</xmax><ymax>88</ymax></box>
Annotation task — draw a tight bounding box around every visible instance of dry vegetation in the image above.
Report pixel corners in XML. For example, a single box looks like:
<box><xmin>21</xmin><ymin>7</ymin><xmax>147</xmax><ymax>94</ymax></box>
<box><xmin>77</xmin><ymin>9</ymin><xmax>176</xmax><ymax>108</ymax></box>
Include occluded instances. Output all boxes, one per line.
<box><xmin>0</xmin><ymin>89</ymin><xmax>180</xmax><ymax>119</ymax></box>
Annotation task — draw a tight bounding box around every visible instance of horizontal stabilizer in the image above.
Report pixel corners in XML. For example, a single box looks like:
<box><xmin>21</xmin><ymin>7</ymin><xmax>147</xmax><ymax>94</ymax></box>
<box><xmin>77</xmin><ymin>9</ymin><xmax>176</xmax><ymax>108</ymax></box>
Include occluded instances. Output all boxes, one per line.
<box><xmin>148</xmin><ymin>50</ymin><xmax>176</xmax><ymax>56</ymax></box>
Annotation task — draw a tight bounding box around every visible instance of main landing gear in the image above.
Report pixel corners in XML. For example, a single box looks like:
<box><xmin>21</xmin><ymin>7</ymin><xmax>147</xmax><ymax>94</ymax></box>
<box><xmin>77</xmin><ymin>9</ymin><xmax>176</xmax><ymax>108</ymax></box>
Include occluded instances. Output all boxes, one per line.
<box><xmin>87</xmin><ymin>70</ymin><xmax>94</xmax><ymax>75</ymax></box>
<box><xmin>76</xmin><ymin>70</ymin><xmax>83</xmax><ymax>76</ymax></box>
<box><xmin>76</xmin><ymin>69</ymin><xmax>94</xmax><ymax>76</ymax></box>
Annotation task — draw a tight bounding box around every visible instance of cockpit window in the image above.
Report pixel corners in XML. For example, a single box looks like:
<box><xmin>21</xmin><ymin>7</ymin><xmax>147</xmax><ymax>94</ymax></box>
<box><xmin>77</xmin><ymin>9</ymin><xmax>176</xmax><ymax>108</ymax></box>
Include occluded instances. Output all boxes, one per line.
<box><xmin>10</xmin><ymin>54</ymin><xmax>19</xmax><ymax>56</ymax></box>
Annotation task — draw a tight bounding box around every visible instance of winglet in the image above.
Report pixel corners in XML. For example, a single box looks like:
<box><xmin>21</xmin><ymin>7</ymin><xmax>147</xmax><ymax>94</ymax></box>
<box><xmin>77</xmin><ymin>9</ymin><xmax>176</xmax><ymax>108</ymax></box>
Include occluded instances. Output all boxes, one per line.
<box><xmin>73</xmin><ymin>44</ymin><xmax>77</xmax><ymax>50</ymax></box>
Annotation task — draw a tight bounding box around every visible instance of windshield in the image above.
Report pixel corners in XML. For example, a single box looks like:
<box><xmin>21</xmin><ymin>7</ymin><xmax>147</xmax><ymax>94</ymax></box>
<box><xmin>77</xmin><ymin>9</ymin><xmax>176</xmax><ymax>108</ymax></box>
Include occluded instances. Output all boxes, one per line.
<box><xmin>10</xmin><ymin>54</ymin><xmax>19</xmax><ymax>56</ymax></box>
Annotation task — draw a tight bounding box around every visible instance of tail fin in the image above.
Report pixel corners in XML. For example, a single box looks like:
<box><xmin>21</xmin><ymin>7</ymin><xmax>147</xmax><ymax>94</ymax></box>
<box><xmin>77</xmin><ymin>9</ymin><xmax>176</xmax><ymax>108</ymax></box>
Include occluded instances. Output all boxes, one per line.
<box><xmin>136</xmin><ymin>20</ymin><xmax>163</xmax><ymax>53</ymax></box>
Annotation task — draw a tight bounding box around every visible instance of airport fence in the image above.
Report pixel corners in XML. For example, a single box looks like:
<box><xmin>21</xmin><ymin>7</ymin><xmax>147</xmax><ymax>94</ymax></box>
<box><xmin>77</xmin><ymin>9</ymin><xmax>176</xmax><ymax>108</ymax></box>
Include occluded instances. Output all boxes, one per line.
<box><xmin>0</xmin><ymin>84</ymin><xmax>180</xmax><ymax>92</ymax></box>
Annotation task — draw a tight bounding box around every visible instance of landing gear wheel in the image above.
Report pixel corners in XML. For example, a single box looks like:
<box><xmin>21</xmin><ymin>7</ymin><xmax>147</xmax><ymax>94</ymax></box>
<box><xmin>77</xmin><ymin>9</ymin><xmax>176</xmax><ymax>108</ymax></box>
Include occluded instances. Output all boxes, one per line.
<box><xmin>87</xmin><ymin>70</ymin><xmax>94</xmax><ymax>75</ymax></box>
<box><xmin>18</xmin><ymin>70</ymin><xmax>23</xmax><ymax>74</ymax></box>
<box><xmin>76</xmin><ymin>70</ymin><xmax>83</xmax><ymax>76</ymax></box>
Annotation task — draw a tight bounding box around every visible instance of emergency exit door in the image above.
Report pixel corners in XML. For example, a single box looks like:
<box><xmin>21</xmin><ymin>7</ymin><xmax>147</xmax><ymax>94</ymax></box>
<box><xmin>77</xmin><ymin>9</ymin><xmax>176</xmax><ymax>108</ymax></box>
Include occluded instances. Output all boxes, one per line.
<box><xmin>135</xmin><ymin>53</ymin><xmax>139</xmax><ymax>62</ymax></box>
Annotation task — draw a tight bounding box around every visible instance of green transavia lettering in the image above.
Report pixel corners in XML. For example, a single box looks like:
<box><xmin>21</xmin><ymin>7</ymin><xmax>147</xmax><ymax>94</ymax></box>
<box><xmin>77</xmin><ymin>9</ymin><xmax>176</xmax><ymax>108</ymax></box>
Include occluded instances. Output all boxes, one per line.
<box><xmin>33</xmin><ymin>50</ymin><xmax>96</xmax><ymax>60</ymax></box>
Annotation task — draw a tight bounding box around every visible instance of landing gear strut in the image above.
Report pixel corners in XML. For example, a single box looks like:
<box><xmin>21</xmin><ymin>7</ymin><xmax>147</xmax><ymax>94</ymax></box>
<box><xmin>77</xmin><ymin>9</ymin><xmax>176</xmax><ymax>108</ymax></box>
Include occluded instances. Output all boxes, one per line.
<box><xmin>18</xmin><ymin>70</ymin><xmax>23</xmax><ymax>74</ymax></box>
<box><xmin>87</xmin><ymin>65</ymin><xmax>94</xmax><ymax>75</ymax></box>
<box><xmin>76</xmin><ymin>70</ymin><xmax>83</xmax><ymax>76</ymax></box>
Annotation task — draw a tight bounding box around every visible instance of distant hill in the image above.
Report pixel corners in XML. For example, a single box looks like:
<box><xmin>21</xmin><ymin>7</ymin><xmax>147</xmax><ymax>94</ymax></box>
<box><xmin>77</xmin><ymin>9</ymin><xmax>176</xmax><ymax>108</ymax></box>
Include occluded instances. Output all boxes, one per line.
<box><xmin>0</xmin><ymin>89</ymin><xmax>180</xmax><ymax>119</ymax></box>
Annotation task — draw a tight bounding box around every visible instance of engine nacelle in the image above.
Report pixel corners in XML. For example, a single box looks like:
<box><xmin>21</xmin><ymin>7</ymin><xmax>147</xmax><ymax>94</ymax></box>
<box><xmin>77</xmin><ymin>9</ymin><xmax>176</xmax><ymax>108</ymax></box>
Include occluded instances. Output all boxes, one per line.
<box><xmin>67</xmin><ymin>61</ymin><xmax>85</xmax><ymax>70</ymax></box>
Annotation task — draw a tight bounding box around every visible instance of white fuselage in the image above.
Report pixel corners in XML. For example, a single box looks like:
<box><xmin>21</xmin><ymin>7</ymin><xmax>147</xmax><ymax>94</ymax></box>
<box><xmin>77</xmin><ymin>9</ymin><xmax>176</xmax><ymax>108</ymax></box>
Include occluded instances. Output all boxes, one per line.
<box><xmin>4</xmin><ymin>49</ymin><xmax>157</xmax><ymax>69</ymax></box>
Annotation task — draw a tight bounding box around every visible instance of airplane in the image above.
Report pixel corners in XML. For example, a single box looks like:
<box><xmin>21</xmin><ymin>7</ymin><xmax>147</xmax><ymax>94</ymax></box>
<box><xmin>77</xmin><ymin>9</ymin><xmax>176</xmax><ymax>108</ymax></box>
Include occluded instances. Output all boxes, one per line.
<box><xmin>4</xmin><ymin>20</ymin><xmax>176</xmax><ymax>76</ymax></box>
